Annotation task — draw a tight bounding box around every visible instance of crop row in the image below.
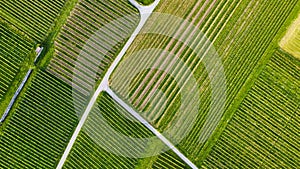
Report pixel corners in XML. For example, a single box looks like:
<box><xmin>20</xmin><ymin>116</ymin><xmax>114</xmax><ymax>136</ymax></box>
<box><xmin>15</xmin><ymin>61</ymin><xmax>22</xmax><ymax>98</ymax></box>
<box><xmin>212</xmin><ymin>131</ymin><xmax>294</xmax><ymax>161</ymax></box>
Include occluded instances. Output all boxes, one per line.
<box><xmin>203</xmin><ymin>50</ymin><xmax>300</xmax><ymax>168</ymax></box>
<box><xmin>110</xmin><ymin>0</ymin><xmax>298</xmax><ymax>164</ymax></box>
<box><xmin>0</xmin><ymin>23</ymin><xmax>33</xmax><ymax>103</ymax></box>
<box><xmin>47</xmin><ymin>0</ymin><xmax>140</xmax><ymax>96</ymax></box>
<box><xmin>0</xmin><ymin>70</ymin><xmax>87</xmax><ymax>168</ymax></box>
<box><xmin>151</xmin><ymin>151</ymin><xmax>190</xmax><ymax>169</ymax></box>
<box><xmin>63</xmin><ymin>92</ymin><xmax>149</xmax><ymax>168</ymax></box>
<box><xmin>63</xmin><ymin>92</ymin><xmax>189</xmax><ymax>168</ymax></box>
<box><xmin>0</xmin><ymin>0</ymin><xmax>66</xmax><ymax>41</ymax></box>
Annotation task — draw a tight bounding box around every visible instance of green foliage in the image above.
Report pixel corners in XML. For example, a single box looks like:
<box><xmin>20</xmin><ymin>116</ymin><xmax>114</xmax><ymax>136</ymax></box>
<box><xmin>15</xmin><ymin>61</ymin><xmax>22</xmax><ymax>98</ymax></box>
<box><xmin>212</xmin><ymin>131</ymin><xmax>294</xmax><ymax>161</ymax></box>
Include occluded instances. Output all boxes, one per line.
<box><xmin>63</xmin><ymin>92</ymin><xmax>189</xmax><ymax>169</ymax></box>
<box><xmin>63</xmin><ymin>92</ymin><xmax>150</xmax><ymax>168</ymax></box>
<box><xmin>0</xmin><ymin>0</ymin><xmax>67</xmax><ymax>42</ymax></box>
<box><xmin>0</xmin><ymin>70</ymin><xmax>87</xmax><ymax>168</ymax></box>
<box><xmin>1</xmin><ymin>0</ymin><xmax>300</xmax><ymax>168</ymax></box>
<box><xmin>0</xmin><ymin>0</ymin><xmax>140</xmax><ymax>167</ymax></box>
<box><xmin>110</xmin><ymin>0</ymin><xmax>299</xmax><ymax>166</ymax></box>
<box><xmin>136</xmin><ymin>0</ymin><xmax>155</xmax><ymax>5</ymax></box>
<box><xmin>37</xmin><ymin>0</ymin><xmax>79</xmax><ymax>68</ymax></box>
<box><xmin>45</xmin><ymin>0</ymin><xmax>140</xmax><ymax>96</ymax></box>
<box><xmin>0</xmin><ymin>22</ymin><xmax>34</xmax><ymax>117</ymax></box>
<box><xmin>203</xmin><ymin>51</ymin><xmax>300</xmax><ymax>168</ymax></box>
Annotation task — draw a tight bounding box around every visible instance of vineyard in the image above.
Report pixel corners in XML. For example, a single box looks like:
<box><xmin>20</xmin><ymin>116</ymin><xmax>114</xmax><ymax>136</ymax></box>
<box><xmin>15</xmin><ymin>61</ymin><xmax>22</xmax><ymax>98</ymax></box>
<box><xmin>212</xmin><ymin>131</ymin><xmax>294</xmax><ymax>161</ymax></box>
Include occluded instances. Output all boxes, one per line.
<box><xmin>0</xmin><ymin>0</ymin><xmax>66</xmax><ymax>42</ymax></box>
<box><xmin>63</xmin><ymin>92</ymin><xmax>189</xmax><ymax>169</ymax></box>
<box><xmin>0</xmin><ymin>71</ymin><xmax>87</xmax><ymax>168</ymax></box>
<box><xmin>0</xmin><ymin>22</ymin><xmax>34</xmax><ymax>112</ymax></box>
<box><xmin>280</xmin><ymin>13</ymin><xmax>300</xmax><ymax>60</ymax></box>
<box><xmin>110</xmin><ymin>0</ymin><xmax>299</xmax><ymax>165</ymax></box>
<box><xmin>203</xmin><ymin>50</ymin><xmax>300</xmax><ymax>168</ymax></box>
<box><xmin>0</xmin><ymin>0</ymin><xmax>299</xmax><ymax>168</ymax></box>
<box><xmin>47</xmin><ymin>0</ymin><xmax>140</xmax><ymax>96</ymax></box>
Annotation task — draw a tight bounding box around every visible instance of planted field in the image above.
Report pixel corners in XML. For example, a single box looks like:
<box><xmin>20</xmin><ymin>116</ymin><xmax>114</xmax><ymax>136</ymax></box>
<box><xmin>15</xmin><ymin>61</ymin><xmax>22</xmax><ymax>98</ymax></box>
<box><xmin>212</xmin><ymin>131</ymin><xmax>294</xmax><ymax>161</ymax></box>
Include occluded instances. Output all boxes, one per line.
<box><xmin>110</xmin><ymin>0</ymin><xmax>299</xmax><ymax>165</ymax></box>
<box><xmin>203</xmin><ymin>50</ymin><xmax>300</xmax><ymax>168</ymax></box>
<box><xmin>280</xmin><ymin>13</ymin><xmax>300</xmax><ymax>59</ymax></box>
<box><xmin>0</xmin><ymin>0</ymin><xmax>299</xmax><ymax>168</ymax></box>
<box><xmin>0</xmin><ymin>70</ymin><xmax>87</xmax><ymax>168</ymax></box>
<box><xmin>63</xmin><ymin>92</ymin><xmax>189</xmax><ymax>169</ymax></box>
<box><xmin>47</xmin><ymin>0</ymin><xmax>139</xmax><ymax>96</ymax></box>
<box><xmin>134</xmin><ymin>150</ymin><xmax>190</xmax><ymax>169</ymax></box>
<box><xmin>0</xmin><ymin>0</ymin><xmax>66</xmax><ymax>42</ymax></box>
<box><xmin>0</xmin><ymin>22</ymin><xmax>34</xmax><ymax>108</ymax></box>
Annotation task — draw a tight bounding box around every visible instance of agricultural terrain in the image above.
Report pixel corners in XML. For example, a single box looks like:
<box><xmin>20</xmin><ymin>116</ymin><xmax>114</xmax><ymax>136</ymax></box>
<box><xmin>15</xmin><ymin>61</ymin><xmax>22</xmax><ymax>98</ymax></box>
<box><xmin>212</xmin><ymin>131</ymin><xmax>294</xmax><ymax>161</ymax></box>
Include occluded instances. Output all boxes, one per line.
<box><xmin>280</xmin><ymin>13</ymin><xmax>300</xmax><ymax>59</ymax></box>
<box><xmin>0</xmin><ymin>0</ymin><xmax>299</xmax><ymax>168</ymax></box>
<box><xmin>0</xmin><ymin>70</ymin><xmax>85</xmax><ymax>168</ymax></box>
<box><xmin>47</xmin><ymin>0</ymin><xmax>140</xmax><ymax>96</ymax></box>
<box><xmin>0</xmin><ymin>0</ymin><xmax>141</xmax><ymax>168</ymax></box>
<box><xmin>203</xmin><ymin>50</ymin><xmax>300</xmax><ymax>168</ymax></box>
<box><xmin>63</xmin><ymin>92</ymin><xmax>190</xmax><ymax>169</ymax></box>
<box><xmin>0</xmin><ymin>0</ymin><xmax>69</xmax><ymax>121</ymax></box>
<box><xmin>0</xmin><ymin>0</ymin><xmax>67</xmax><ymax>42</ymax></box>
<box><xmin>0</xmin><ymin>21</ymin><xmax>34</xmax><ymax>118</ymax></box>
<box><xmin>110</xmin><ymin>0</ymin><xmax>300</xmax><ymax>166</ymax></box>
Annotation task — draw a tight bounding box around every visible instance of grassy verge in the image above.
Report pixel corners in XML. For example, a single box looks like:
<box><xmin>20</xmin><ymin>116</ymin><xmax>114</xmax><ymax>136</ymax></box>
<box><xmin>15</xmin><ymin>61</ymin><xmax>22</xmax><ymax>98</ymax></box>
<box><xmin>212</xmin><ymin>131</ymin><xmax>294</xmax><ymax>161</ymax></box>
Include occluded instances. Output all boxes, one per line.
<box><xmin>136</xmin><ymin>0</ymin><xmax>155</xmax><ymax>6</ymax></box>
<box><xmin>0</xmin><ymin>19</ymin><xmax>36</xmax><ymax>123</ymax></box>
<box><xmin>0</xmin><ymin>47</ymin><xmax>36</xmax><ymax>119</ymax></box>
<box><xmin>0</xmin><ymin>65</ymin><xmax>37</xmax><ymax>134</ymax></box>
<box><xmin>38</xmin><ymin>0</ymin><xmax>80</xmax><ymax>69</ymax></box>
<box><xmin>0</xmin><ymin>0</ymin><xmax>79</xmax><ymax>133</ymax></box>
<box><xmin>197</xmin><ymin>1</ymin><xmax>300</xmax><ymax>166</ymax></box>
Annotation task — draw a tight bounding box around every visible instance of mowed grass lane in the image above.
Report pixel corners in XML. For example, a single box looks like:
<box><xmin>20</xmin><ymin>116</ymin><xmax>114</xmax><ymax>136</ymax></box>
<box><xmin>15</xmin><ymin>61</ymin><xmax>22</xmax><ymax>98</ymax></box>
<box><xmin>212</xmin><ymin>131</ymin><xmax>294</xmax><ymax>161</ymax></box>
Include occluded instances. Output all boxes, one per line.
<box><xmin>110</xmin><ymin>0</ymin><xmax>298</xmax><ymax>165</ymax></box>
<box><xmin>203</xmin><ymin>50</ymin><xmax>300</xmax><ymax>168</ymax></box>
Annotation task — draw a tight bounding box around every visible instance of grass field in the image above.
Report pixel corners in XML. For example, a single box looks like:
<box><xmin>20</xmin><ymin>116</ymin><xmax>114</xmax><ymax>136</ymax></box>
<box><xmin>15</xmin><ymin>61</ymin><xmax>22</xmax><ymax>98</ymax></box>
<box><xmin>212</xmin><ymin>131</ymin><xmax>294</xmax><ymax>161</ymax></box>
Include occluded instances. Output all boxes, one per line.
<box><xmin>280</xmin><ymin>13</ymin><xmax>300</xmax><ymax>60</ymax></box>
<box><xmin>110</xmin><ymin>0</ymin><xmax>299</xmax><ymax>166</ymax></box>
<box><xmin>202</xmin><ymin>50</ymin><xmax>300</xmax><ymax>168</ymax></box>
<box><xmin>46</xmin><ymin>0</ymin><xmax>139</xmax><ymax>96</ymax></box>
<box><xmin>0</xmin><ymin>70</ymin><xmax>88</xmax><ymax>168</ymax></box>
<box><xmin>0</xmin><ymin>21</ymin><xmax>35</xmax><ymax>117</ymax></box>
<box><xmin>0</xmin><ymin>0</ymin><xmax>66</xmax><ymax>42</ymax></box>
<box><xmin>136</xmin><ymin>0</ymin><xmax>155</xmax><ymax>5</ymax></box>
<box><xmin>63</xmin><ymin>92</ymin><xmax>189</xmax><ymax>169</ymax></box>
